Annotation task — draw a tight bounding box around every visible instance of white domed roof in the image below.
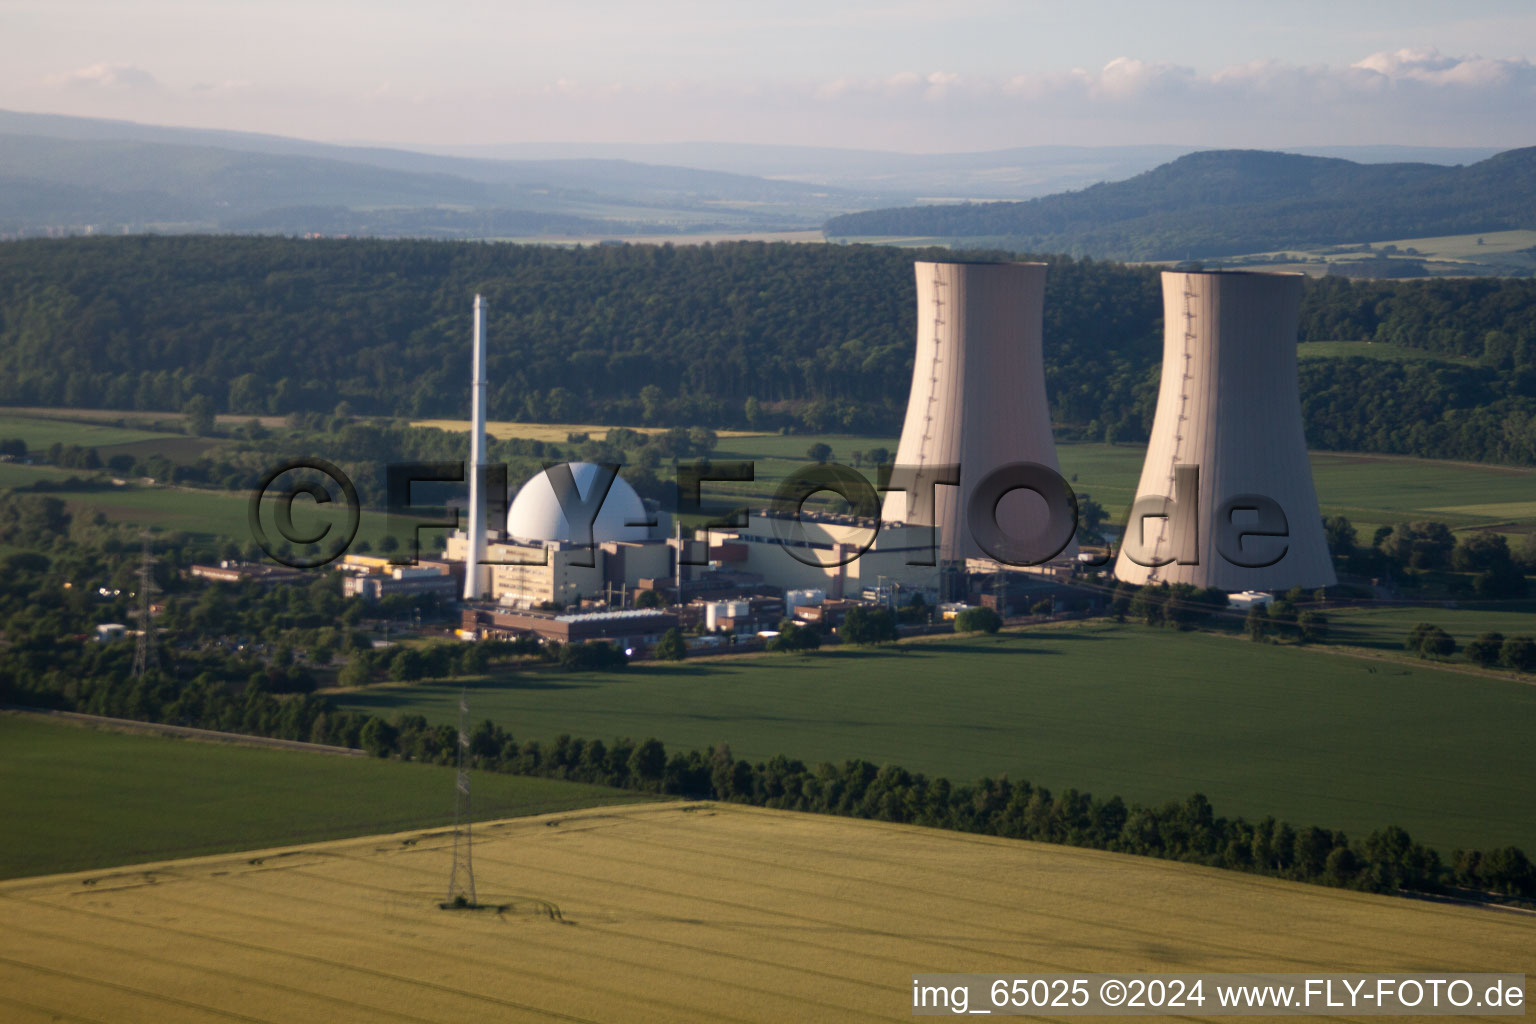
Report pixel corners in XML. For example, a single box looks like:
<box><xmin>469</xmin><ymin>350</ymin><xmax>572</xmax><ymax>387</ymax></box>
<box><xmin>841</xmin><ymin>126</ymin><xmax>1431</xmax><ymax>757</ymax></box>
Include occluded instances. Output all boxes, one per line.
<box><xmin>506</xmin><ymin>462</ymin><xmax>652</xmax><ymax>544</ymax></box>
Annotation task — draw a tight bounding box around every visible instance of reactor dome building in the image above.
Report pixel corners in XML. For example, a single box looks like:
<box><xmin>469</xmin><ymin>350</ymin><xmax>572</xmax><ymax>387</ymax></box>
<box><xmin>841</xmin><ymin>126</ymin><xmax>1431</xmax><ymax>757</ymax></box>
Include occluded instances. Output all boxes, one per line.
<box><xmin>447</xmin><ymin>461</ymin><xmax>675</xmax><ymax>609</ymax></box>
<box><xmin>1113</xmin><ymin>270</ymin><xmax>1336</xmax><ymax>591</ymax></box>
<box><xmin>505</xmin><ymin>462</ymin><xmax>654</xmax><ymax>545</ymax></box>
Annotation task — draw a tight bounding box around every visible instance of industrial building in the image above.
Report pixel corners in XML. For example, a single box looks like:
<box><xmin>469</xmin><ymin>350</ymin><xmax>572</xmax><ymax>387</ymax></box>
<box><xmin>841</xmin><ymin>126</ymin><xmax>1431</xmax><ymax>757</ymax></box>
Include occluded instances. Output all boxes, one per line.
<box><xmin>460</xmin><ymin>606</ymin><xmax>674</xmax><ymax>648</ymax></box>
<box><xmin>190</xmin><ymin>562</ymin><xmax>309</xmax><ymax>586</ymax></box>
<box><xmin>706</xmin><ymin>510</ymin><xmax>939</xmax><ymax>601</ymax></box>
<box><xmin>1114</xmin><ymin>271</ymin><xmax>1336</xmax><ymax>591</ymax></box>
<box><xmin>339</xmin><ymin>555</ymin><xmax>461</xmax><ymax>601</ymax></box>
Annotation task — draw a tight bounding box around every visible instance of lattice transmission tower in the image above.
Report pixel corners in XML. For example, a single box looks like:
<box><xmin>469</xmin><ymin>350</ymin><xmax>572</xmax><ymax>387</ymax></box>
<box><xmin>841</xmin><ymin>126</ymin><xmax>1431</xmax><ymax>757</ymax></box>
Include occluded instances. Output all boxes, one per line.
<box><xmin>132</xmin><ymin>532</ymin><xmax>158</xmax><ymax>677</ymax></box>
<box><xmin>447</xmin><ymin>690</ymin><xmax>477</xmax><ymax>905</ymax></box>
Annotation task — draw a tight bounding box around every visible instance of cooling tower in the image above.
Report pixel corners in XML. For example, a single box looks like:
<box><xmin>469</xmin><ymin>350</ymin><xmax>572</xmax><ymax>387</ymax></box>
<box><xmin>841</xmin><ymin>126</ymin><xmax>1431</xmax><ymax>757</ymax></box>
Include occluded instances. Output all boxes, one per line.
<box><xmin>882</xmin><ymin>260</ymin><xmax>1073</xmax><ymax>565</ymax></box>
<box><xmin>1113</xmin><ymin>271</ymin><xmax>1336</xmax><ymax>591</ymax></box>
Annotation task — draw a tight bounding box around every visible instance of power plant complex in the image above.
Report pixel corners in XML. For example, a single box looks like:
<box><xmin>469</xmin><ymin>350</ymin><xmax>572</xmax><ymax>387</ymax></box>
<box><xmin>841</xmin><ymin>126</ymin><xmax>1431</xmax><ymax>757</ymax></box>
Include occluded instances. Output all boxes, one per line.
<box><xmin>398</xmin><ymin>261</ymin><xmax>1336</xmax><ymax>643</ymax></box>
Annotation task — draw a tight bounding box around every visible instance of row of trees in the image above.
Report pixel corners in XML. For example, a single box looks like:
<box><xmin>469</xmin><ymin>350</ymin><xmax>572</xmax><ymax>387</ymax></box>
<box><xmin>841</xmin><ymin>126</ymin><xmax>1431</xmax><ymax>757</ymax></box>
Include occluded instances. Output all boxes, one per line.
<box><xmin>1107</xmin><ymin>580</ymin><xmax>1334</xmax><ymax>645</ymax></box>
<box><xmin>1407</xmin><ymin>625</ymin><xmax>1536</xmax><ymax>671</ymax></box>
<box><xmin>1245</xmin><ymin>604</ymin><xmax>1330</xmax><ymax>645</ymax></box>
<box><xmin>1325</xmin><ymin>515</ymin><xmax>1533</xmax><ymax>596</ymax></box>
<box><xmin>357</xmin><ymin>725</ymin><xmax>1525</xmax><ymax>899</ymax></box>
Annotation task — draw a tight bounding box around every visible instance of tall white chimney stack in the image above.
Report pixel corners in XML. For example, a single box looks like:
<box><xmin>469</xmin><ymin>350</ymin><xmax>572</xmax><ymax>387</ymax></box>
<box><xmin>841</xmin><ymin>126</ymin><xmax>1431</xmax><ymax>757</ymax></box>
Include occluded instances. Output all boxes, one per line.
<box><xmin>463</xmin><ymin>294</ymin><xmax>488</xmax><ymax>601</ymax></box>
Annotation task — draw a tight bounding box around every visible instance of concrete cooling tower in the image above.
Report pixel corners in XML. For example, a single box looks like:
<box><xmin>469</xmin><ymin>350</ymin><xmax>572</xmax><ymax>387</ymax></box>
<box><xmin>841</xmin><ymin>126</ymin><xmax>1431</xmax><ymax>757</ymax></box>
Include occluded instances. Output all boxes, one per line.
<box><xmin>1114</xmin><ymin>271</ymin><xmax>1336</xmax><ymax>591</ymax></box>
<box><xmin>882</xmin><ymin>260</ymin><xmax>1074</xmax><ymax>565</ymax></box>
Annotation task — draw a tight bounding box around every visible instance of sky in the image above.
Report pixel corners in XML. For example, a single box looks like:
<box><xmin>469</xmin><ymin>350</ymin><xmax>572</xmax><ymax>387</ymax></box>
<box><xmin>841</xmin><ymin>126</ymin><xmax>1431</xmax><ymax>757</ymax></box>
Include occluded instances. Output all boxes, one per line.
<box><xmin>1</xmin><ymin>0</ymin><xmax>1533</xmax><ymax>151</ymax></box>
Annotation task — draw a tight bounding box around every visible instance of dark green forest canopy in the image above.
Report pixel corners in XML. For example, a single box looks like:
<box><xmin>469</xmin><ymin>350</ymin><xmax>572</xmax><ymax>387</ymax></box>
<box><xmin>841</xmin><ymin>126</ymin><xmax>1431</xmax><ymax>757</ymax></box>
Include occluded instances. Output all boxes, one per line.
<box><xmin>1</xmin><ymin>235</ymin><xmax>1534</xmax><ymax>462</ymax></box>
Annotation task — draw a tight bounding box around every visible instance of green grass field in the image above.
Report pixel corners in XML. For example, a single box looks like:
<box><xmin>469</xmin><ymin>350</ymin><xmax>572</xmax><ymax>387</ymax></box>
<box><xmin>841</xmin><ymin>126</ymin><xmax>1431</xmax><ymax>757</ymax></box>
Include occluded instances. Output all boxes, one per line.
<box><xmin>331</xmin><ymin>624</ymin><xmax>1536</xmax><ymax>856</ymax></box>
<box><xmin>0</xmin><ymin>467</ymin><xmax>443</xmax><ymax>554</ymax></box>
<box><xmin>1427</xmin><ymin>501</ymin><xmax>1536</xmax><ymax>519</ymax></box>
<box><xmin>0</xmin><ymin>413</ymin><xmax>175</xmax><ymax>449</ymax></box>
<box><xmin>1324</xmin><ymin>603</ymin><xmax>1536</xmax><ymax>653</ymax></box>
<box><xmin>1297</xmin><ymin>341</ymin><xmax>1481</xmax><ymax>365</ymax></box>
<box><xmin>1371</xmin><ymin>228</ymin><xmax>1536</xmax><ymax>262</ymax></box>
<box><xmin>709</xmin><ymin>432</ymin><xmax>904</xmax><ymax>509</ymax></box>
<box><xmin>0</xmin><ymin>462</ymin><xmax>76</xmax><ymax>488</ymax></box>
<box><xmin>0</xmin><ymin>716</ymin><xmax>654</xmax><ymax>880</ymax></box>
<box><xmin>1165</xmin><ymin>230</ymin><xmax>1536</xmax><ymax>278</ymax></box>
<box><xmin>1305</xmin><ymin>452</ymin><xmax>1536</xmax><ymax>535</ymax></box>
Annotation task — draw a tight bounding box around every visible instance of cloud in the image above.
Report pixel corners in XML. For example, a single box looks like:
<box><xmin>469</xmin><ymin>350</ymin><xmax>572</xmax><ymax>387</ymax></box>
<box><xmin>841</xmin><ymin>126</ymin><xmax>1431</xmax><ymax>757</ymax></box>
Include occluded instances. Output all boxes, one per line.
<box><xmin>1351</xmin><ymin>48</ymin><xmax>1532</xmax><ymax>89</ymax></box>
<box><xmin>301</xmin><ymin>49</ymin><xmax>1536</xmax><ymax>148</ymax></box>
<box><xmin>754</xmin><ymin>49</ymin><xmax>1536</xmax><ymax>146</ymax></box>
<box><xmin>23</xmin><ymin>48</ymin><xmax>1529</xmax><ymax>151</ymax></box>
<box><xmin>189</xmin><ymin>79</ymin><xmax>254</xmax><ymax>94</ymax></box>
<box><xmin>1091</xmin><ymin>57</ymin><xmax>1194</xmax><ymax>100</ymax></box>
<box><xmin>46</xmin><ymin>63</ymin><xmax>159</xmax><ymax>90</ymax></box>
<box><xmin>802</xmin><ymin>50</ymin><xmax>1536</xmax><ymax>109</ymax></box>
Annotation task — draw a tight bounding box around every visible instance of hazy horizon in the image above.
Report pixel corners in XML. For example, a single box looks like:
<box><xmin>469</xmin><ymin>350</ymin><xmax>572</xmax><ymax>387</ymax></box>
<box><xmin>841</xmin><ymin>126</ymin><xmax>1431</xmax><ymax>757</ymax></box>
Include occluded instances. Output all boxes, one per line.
<box><xmin>1</xmin><ymin>1</ymin><xmax>1531</xmax><ymax>151</ymax></box>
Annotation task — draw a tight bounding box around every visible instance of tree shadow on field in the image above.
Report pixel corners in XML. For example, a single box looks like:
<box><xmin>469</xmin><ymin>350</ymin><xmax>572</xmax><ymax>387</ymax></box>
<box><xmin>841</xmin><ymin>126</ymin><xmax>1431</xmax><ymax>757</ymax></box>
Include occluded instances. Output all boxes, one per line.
<box><xmin>340</xmin><ymin>679</ymin><xmax>591</xmax><ymax>711</ymax></box>
<box><xmin>1038</xmin><ymin>629</ymin><xmax>1111</xmax><ymax>644</ymax></box>
<box><xmin>626</xmin><ymin>664</ymin><xmax>725</xmax><ymax>679</ymax></box>
<box><xmin>820</xmin><ymin>647</ymin><xmax>913</xmax><ymax>662</ymax></box>
<box><xmin>477</xmin><ymin>675</ymin><xmax>597</xmax><ymax>691</ymax></box>
<box><xmin>419</xmin><ymin>676</ymin><xmax>594</xmax><ymax>694</ymax></box>
<box><xmin>916</xmin><ymin>638</ymin><xmax>1066</xmax><ymax>658</ymax></box>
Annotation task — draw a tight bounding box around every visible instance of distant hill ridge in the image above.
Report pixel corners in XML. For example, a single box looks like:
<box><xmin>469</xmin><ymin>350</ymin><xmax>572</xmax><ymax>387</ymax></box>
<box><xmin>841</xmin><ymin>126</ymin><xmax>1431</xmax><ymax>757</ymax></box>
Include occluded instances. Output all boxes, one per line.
<box><xmin>824</xmin><ymin>147</ymin><xmax>1536</xmax><ymax>259</ymax></box>
<box><xmin>0</xmin><ymin>115</ymin><xmax>865</xmax><ymax>238</ymax></box>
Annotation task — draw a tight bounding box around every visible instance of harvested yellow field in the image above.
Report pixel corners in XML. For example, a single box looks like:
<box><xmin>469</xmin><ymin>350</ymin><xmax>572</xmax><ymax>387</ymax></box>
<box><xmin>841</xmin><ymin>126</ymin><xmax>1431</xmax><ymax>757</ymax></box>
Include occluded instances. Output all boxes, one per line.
<box><xmin>2</xmin><ymin>802</ymin><xmax>1531</xmax><ymax>1023</ymax></box>
<box><xmin>411</xmin><ymin>419</ymin><xmax>765</xmax><ymax>443</ymax></box>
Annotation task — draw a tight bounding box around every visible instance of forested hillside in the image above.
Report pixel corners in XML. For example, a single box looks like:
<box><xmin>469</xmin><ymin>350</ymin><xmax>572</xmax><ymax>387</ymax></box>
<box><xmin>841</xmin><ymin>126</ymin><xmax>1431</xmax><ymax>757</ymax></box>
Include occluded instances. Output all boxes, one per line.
<box><xmin>825</xmin><ymin>148</ymin><xmax>1536</xmax><ymax>259</ymax></box>
<box><xmin>1</xmin><ymin>236</ymin><xmax>1534</xmax><ymax>463</ymax></box>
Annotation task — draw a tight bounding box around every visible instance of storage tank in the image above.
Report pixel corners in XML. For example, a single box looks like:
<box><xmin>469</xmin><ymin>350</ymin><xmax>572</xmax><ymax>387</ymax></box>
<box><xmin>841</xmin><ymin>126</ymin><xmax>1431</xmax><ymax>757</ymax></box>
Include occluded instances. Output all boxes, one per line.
<box><xmin>1114</xmin><ymin>271</ymin><xmax>1335</xmax><ymax>591</ymax></box>
<box><xmin>785</xmin><ymin>588</ymin><xmax>826</xmax><ymax>612</ymax></box>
